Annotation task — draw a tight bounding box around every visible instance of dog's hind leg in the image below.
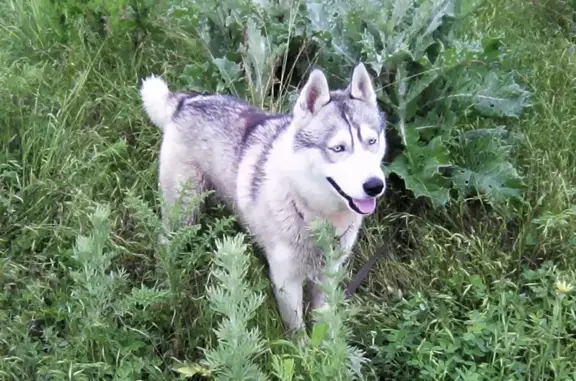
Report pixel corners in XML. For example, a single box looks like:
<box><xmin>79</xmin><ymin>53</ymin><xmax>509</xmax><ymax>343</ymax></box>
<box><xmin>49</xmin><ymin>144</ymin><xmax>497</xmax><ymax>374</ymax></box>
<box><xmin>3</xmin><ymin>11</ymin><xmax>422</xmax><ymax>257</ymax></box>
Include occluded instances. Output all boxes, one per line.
<box><xmin>162</xmin><ymin>167</ymin><xmax>210</xmax><ymax>225</ymax></box>
<box><xmin>158</xmin><ymin>145</ymin><xmax>211</xmax><ymax>242</ymax></box>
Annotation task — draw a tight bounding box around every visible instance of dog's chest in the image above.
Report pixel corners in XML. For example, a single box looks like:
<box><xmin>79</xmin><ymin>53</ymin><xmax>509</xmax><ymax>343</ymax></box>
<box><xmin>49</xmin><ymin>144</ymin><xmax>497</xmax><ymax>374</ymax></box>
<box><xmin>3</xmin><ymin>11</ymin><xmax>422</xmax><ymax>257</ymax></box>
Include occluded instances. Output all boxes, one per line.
<box><xmin>299</xmin><ymin>206</ymin><xmax>358</xmax><ymax>237</ymax></box>
<box><xmin>324</xmin><ymin>209</ymin><xmax>358</xmax><ymax>234</ymax></box>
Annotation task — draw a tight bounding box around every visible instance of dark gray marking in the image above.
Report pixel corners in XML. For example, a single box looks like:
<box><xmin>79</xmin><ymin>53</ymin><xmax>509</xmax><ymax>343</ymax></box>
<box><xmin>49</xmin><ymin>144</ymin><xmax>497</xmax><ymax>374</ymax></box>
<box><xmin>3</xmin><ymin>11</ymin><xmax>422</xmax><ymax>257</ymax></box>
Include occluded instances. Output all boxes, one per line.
<box><xmin>238</xmin><ymin>111</ymin><xmax>286</xmax><ymax>162</ymax></box>
<box><xmin>173</xmin><ymin>97</ymin><xmax>216</xmax><ymax>119</ymax></box>
<box><xmin>356</xmin><ymin>120</ymin><xmax>364</xmax><ymax>143</ymax></box>
<box><xmin>344</xmin><ymin>100</ymin><xmax>386</xmax><ymax>149</ymax></box>
<box><xmin>329</xmin><ymin>92</ymin><xmax>349</xmax><ymax>103</ymax></box>
<box><xmin>293</xmin><ymin>91</ymin><xmax>386</xmax><ymax>162</ymax></box>
<box><xmin>293</xmin><ymin>94</ymin><xmax>349</xmax><ymax>151</ymax></box>
<box><xmin>293</xmin><ymin>127</ymin><xmax>340</xmax><ymax>164</ymax></box>
<box><xmin>175</xmin><ymin>93</ymin><xmax>254</xmax><ymax>120</ymax></box>
<box><xmin>353</xmin><ymin>116</ymin><xmax>375</xmax><ymax>150</ymax></box>
<box><xmin>293</xmin><ymin>96</ymin><xmax>339</xmax><ymax>150</ymax></box>
<box><xmin>173</xmin><ymin>92</ymin><xmax>205</xmax><ymax>117</ymax></box>
<box><xmin>249</xmin><ymin>121</ymin><xmax>290</xmax><ymax>202</ymax></box>
<box><xmin>293</xmin><ymin>97</ymin><xmax>361</xmax><ymax>158</ymax></box>
<box><xmin>240</xmin><ymin>110</ymin><xmax>283</xmax><ymax>145</ymax></box>
<box><xmin>337</xmin><ymin>103</ymin><xmax>356</xmax><ymax>152</ymax></box>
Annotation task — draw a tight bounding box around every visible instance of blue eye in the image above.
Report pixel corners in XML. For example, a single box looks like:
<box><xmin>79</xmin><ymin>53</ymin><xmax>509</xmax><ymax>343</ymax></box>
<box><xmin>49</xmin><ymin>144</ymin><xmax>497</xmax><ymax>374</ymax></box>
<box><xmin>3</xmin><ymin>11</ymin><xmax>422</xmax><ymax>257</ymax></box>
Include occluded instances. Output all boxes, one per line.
<box><xmin>368</xmin><ymin>138</ymin><xmax>377</xmax><ymax>145</ymax></box>
<box><xmin>331</xmin><ymin>145</ymin><xmax>345</xmax><ymax>153</ymax></box>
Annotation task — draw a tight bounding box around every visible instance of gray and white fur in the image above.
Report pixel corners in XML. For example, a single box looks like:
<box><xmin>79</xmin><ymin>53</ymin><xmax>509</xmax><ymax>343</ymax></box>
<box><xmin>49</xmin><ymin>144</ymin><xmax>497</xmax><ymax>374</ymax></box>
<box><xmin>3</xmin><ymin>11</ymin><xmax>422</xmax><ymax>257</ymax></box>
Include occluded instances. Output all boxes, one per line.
<box><xmin>139</xmin><ymin>63</ymin><xmax>387</xmax><ymax>332</ymax></box>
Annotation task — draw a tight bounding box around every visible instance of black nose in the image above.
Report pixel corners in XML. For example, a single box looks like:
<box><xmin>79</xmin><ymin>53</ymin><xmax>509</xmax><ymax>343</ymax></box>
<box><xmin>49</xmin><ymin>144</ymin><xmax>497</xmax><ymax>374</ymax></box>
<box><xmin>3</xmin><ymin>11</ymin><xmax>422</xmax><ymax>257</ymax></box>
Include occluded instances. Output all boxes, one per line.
<box><xmin>363</xmin><ymin>177</ymin><xmax>384</xmax><ymax>197</ymax></box>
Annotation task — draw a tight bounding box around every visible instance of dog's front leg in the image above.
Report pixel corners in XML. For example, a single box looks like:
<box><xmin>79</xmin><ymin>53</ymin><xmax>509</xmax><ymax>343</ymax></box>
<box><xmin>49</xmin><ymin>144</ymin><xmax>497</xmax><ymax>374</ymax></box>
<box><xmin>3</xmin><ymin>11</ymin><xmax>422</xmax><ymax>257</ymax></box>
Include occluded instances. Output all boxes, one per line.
<box><xmin>267</xmin><ymin>242</ymin><xmax>306</xmax><ymax>333</ymax></box>
<box><xmin>309</xmin><ymin>222</ymin><xmax>361</xmax><ymax>312</ymax></box>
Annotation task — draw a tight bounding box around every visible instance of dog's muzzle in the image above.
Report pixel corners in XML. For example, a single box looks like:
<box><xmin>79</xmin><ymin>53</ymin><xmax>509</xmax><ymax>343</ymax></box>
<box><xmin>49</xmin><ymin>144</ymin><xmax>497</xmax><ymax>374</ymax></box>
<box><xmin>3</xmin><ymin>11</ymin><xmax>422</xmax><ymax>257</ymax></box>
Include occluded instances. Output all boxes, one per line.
<box><xmin>326</xmin><ymin>177</ymin><xmax>378</xmax><ymax>215</ymax></box>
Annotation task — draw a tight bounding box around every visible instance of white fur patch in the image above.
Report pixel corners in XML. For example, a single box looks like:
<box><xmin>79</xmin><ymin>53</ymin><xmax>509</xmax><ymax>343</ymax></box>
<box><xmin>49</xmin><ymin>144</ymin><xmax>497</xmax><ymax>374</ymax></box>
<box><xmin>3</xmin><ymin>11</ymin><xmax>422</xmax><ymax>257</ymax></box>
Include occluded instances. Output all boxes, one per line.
<box><xmin>140</xmin><ymin>75</ymin><xmax>173</xmax><ymax>130</ymax></box>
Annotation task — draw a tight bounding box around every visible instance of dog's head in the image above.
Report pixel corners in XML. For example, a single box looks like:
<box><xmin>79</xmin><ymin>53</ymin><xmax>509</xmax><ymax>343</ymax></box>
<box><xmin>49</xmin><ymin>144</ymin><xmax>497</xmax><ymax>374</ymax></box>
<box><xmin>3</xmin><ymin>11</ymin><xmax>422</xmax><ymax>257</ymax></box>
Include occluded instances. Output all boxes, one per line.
<box><xmin>289</xmin><ymin>63</ymin><xmax>387</xmax><ymax>216</ymax></box>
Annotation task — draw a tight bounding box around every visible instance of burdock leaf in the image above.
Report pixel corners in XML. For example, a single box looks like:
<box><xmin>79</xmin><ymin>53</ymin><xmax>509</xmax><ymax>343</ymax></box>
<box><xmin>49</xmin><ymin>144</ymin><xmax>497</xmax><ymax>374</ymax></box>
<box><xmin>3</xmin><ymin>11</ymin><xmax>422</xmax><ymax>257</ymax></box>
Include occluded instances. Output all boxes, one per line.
<box><xmin>452</xmin><ymin>162</ymin><xmax>525</xmax><ymax>203</ymax></box>
<box><xmin>213</xmin><ymin>57</ymin><xmax>241</xmax><ymax>84</ymax></box>
<box><xmin>448</xmin><ymin>70</ymin><xmax>532</xmax><ymax>118</ymax></box>
<box><xmin>451</xmin><ymin>126</ymin><xmax>527</xmax><ymax>203</ymax></box>
<box><xmin>388</xmin><ymin>154</ymin><xmax>451</xmax><ymax>207</ymax></box>
<box><xmin>473</xmin><ymin>71</ymin><xmax>532</xmax><ymax>118</ymax></box>
<box><xmin>242</xmin><ymin>17</ymin><xmax>275</xmax><ymax>105</ymax></box>
<box><xmin>385</xmin><ymin>128</ymin><xmax>453</xmax><ymax>207</ymax></box>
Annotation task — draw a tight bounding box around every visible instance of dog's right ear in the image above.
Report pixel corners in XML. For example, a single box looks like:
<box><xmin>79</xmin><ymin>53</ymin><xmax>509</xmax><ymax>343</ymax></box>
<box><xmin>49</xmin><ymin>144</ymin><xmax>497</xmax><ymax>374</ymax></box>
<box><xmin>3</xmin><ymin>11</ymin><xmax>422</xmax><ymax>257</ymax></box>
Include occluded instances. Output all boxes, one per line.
<box><xmin>294</xmin><ymin>68</ymin><xmax>331</xmax><ymax>118</ymax></box>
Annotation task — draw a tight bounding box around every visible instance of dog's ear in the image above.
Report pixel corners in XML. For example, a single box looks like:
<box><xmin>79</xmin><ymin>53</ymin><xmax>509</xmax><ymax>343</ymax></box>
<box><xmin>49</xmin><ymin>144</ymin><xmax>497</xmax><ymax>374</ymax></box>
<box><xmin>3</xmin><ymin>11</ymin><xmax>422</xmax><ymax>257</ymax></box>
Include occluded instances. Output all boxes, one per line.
<box><xmin>349</xmin><ymin>63</ymin><xmax>377</xmax><ymax>108</ymax></box>
<box><xmin>294</xmin><ymin>68</ymin><xmax>331</xmax><ymax>117</ymax></box>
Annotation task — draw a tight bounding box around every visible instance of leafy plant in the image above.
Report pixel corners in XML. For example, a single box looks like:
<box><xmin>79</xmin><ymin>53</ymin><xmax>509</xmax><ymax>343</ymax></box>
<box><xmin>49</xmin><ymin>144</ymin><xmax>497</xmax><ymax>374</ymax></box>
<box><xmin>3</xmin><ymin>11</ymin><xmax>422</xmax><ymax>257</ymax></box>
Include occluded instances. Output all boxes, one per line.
<box><xmin>294</xmin><ymin>220</ymin><xmax>369</xmax><ymax>380</ymax></box>
<box><xmin>173</xmin><ymin>0</ymin><xmax>532</xmax><ymax>208</ymax></box>
<box><xmin>356</xmin><ymin>261</ymin><xmax>576</xmax><ymax>380</ymax></box>
<box><xmin>172</xmin><ymin>221</ymin><xmax>370</xmax><ymax>381</ymax></box>
<box><xmin>302</xmin><ymin>0</ymin><xmax>531</xmax><ymax>207</ymax></box>
<box><xmin>200</xmin><ymin>233</ymin><xmax>268</xmax><ymax>381</ymax></box>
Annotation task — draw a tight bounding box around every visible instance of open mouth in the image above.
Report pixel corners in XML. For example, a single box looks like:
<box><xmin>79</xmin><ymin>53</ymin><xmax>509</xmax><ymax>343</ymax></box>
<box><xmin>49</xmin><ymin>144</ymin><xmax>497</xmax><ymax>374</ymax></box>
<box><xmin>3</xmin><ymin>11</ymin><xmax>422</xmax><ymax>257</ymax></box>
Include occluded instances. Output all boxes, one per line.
<box><xmin>326</xmin><ymin>177</ymin><xmax>376</xmax><ymax>215</ymax></box>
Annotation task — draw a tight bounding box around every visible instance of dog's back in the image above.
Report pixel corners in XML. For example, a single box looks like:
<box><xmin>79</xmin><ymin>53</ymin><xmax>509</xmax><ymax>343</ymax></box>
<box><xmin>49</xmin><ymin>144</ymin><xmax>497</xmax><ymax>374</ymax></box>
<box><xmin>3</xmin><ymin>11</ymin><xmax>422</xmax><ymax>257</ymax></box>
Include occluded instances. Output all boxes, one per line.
<box><xmin>140</xmin><ymin>76</ymin><xmax>287</xmax><ymax>210</ymax></box>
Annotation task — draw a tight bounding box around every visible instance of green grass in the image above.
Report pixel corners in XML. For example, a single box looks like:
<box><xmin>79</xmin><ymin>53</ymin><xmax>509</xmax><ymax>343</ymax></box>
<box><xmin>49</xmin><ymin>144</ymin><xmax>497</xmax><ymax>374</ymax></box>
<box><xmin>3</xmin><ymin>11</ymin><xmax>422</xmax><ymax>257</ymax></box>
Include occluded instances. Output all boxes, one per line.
<box><xmin>1</xmin><ymin>0</ymin><xmax>575</xmax><ymax>379</ymax></box>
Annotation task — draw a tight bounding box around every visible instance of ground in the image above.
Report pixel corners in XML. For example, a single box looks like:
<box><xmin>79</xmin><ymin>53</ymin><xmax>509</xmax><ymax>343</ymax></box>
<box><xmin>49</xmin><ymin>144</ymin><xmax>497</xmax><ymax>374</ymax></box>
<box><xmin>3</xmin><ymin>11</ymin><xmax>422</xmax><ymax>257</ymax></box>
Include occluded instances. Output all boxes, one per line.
<box><xmin>0</xmin><ymin>0</ymin><xmax>575</xmax><ymax>380</ymax></box>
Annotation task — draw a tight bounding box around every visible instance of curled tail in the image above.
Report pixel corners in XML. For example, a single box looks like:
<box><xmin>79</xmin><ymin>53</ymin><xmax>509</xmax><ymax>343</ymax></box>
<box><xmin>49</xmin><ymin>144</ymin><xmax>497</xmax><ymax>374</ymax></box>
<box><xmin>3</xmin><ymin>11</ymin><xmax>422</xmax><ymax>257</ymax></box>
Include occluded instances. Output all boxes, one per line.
<box><xmin>139</xmin><ymin>75</ymin><xmax>176</xmax><ymax>131</ymax></box>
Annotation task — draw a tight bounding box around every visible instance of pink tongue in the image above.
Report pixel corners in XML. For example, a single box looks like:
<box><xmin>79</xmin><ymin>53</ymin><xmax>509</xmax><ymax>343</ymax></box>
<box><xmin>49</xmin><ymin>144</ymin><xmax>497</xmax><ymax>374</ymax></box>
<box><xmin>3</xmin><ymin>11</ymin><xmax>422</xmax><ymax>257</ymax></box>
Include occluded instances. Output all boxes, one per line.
<box><xmin>352</xmin><ymin>198</ymin><xmax>376</xmax><ymax>214</ymax></box>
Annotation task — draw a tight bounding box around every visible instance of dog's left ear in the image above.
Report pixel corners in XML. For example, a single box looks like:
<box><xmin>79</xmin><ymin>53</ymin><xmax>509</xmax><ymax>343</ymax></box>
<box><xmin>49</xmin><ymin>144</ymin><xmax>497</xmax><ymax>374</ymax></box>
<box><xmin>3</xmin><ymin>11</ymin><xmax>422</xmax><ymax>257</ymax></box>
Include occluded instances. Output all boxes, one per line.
<box><xmin>349</xmin><ymin>63</ymin><xmax>377</xmax><ymax>108</ymax></box>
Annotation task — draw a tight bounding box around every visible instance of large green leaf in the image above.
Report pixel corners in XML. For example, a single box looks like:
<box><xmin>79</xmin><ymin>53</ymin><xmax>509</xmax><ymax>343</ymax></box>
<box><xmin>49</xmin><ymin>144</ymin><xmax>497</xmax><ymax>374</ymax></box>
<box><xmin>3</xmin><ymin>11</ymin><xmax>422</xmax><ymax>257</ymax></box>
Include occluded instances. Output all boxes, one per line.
<box><xmin>447</xmin><ymin>69</ymin><xmax>532</xmax><ymax>118</ymax></box>
<box><xmin>306</xmin><ymin>0</ymin><xmax>466</xmax><ymax>72</ymax></box>
<box><xmin>213</xmin><ymin>57</ymin><xmax>242</xmax><ymax>90</ymax></box>
<box><xmin>452</xmin><ymin>162</ymin><xmax>525</xmax><ymax>203</ymax></box>
<box><xmin>451</xmin><ymin>127</ymin><xmax>527</xmax><ymax>203</ymax></box>
<box><xmin>473</xmin><ymin>71</ymin><xmax>532</xmax><ymax>118</ymax></box>
<box><xmin>387</xmin><ymin>36</ymin><xmax>505</xmax><ymax>144</ymax></box>
<box><xmin>385</xmin><ymin>128</ymin><xmax>453</xmax><ymax>207</ymax></box>
<box><xmin>240</xmin><ymin>17</ymin><xmax>276</xmax><ymax>106</ymax></box>
<box><xmin>406</xmin><ymin>38</ymin><xmax>506</xmax><ymax>117</ymax></box>
<box><xmin>387</xmin><ymin>154</ymin><xmax>452</xmax><ymax>208</ymax></box>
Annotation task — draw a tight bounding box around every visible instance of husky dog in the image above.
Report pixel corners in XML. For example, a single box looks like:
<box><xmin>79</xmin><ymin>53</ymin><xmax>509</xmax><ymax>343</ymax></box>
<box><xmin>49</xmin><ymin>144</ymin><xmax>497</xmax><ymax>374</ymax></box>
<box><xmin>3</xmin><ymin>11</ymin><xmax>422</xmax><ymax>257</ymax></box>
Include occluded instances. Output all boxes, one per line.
<box><xmin>139</xmin><ymin>63</ymin><xmax>387</xmax><ymax>332</ymax></box>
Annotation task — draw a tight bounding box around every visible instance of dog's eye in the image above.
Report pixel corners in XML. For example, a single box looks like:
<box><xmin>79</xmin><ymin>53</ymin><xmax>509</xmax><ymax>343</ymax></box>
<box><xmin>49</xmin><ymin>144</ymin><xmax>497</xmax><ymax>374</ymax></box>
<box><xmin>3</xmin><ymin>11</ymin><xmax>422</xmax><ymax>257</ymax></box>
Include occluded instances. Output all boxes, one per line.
<box><xmin>330</xmin><ymin>145</ymin><xmax>346</xmax><ymax>153</ymax></box>
<box><xmin>368</xmin><ymin>138</ymin><xmax>377</xmax><ymax>145</ymax></box>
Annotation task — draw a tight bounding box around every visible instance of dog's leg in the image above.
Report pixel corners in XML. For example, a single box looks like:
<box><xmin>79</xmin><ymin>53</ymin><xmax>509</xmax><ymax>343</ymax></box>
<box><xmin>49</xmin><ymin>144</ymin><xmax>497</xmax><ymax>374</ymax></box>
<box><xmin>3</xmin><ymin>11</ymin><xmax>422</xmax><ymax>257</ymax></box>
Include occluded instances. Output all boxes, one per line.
<box><xmin>309</xmin><ymin>223</ymin><xmax>361</xmax><ymax>312</ymax></box>
<box><xmin>309</xmin><ymin>274</ymin><xmax>328</xmax><ymax>312</ymax></box>
<box><xmin>267</xmin><ymin>242</ymin><xmax>306</xmax><ymax>333</ymax></box>
<box><xmin>159</xmin><ymin>159</ymin><xmax>210</xmax><ymax>242</ymax></box>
